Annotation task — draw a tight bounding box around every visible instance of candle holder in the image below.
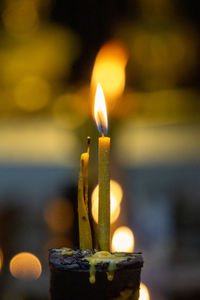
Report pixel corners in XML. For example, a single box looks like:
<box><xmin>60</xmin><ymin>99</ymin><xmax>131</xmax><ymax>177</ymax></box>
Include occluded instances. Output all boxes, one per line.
<box><xmin>49</xmin><ymin>84</ymin><xmax>144</xmax><ymax>299</ymax></box>
<box><xmin>49</xmin><ymin>248</ymin><xmax>143</xmax><ymax>300</ymax></box>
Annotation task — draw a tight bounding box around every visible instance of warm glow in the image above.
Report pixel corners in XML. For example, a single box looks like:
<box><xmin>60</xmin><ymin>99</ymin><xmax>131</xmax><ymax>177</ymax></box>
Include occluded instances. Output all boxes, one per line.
<box><xmin>44</xmin><ymin>198</ymin><xmax>74</xmax><ymax>233</ymax></box>
<box><xmin>52</xmin><ymin>92</ymin><xmax>87</xmax><ymax>129</ymax></box>
<box><xmin>10</xmin><ymin>252</ymin><xmax>42</xmax><ymax>280</ymax></box>
<box><xmin>94</xmin><ymin>83</ymin><xmax>108</xmax><ymax>135</ymax></box>
<box><xmin>112</xmin><ymin>226</ymin><xmax>134</xmax><ymax>252</ymax></box>
<box><xmin>0</xmin><ymin>249</ymin><xmax>3</xmax><ymax>272</ymax></box>
<box><xmin>2</xmin><ymin>0</ymin><xmax>39</xmax><ymax>36</ymax></box>
<box><xmin>91</xmin><ymin>41</ymin><xmax>128</xmax><ymax>102</ymax></box>
<box><xmin>91</xmin><ymin>180</ymin><xmax>123</xmax><ymax>224</ymax></box>
<box><xmin>14</xmin><ymin>76</ymin><xmax>50</xmax><ymax>111</ymax></box>
<box><xmin>139</xmin><ymin>283</ymin><xmax>150</xmax><ymax>300</ymax></box>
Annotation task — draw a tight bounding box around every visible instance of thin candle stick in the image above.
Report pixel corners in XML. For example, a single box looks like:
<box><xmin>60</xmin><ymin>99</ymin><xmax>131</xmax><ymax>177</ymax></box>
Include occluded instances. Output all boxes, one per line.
<box><xmin>98</xmin><ymin>134</ymin><xmax>110</xmax><ymax>251</ymax></box>
<box><xmin>78</xmin><ymin>138</ymin><xmax>92</xmax><ymax>249</ymax></box>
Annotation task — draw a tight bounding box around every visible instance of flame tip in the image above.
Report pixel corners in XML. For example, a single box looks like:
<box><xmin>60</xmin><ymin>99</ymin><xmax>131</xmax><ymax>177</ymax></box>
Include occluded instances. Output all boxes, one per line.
<box><xmin>94</xmin><ymin>84</ymin><xmax>108</xmax><ymax>135</ymax></box>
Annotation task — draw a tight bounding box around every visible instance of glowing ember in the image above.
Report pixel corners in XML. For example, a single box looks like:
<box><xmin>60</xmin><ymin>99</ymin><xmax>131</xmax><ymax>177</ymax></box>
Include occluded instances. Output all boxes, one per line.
<box><xmin>9</xmin><ymin>252</ymin><xmax>42</xmax><ymax>280</ymax></box>
<box><xmin>112</xmin><ymin>226</ymin><xmax>134</xmax><ymax>252</ymax></box>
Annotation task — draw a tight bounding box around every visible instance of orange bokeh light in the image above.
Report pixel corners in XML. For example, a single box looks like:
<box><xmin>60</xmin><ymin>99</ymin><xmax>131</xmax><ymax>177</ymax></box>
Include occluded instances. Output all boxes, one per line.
<box><xmin>0</xmin><ymin>248</ymin><xmax>3</xmax><ymax>272</ymax></box>
<box><xmin>44</xmin><ymin>198</ymin><xmax>74</xmax><ymax>233</ymax></box>
<box><xmin>139</xmin><ymin>283</ymin><xmax>150</xmax><ymax>300</ymax></box>
<box><xmin>112</xmin><ymin>226</ymin><xmax>134</xmax><ymax>252</ymax></box>
<box><xmin>9</xmin><ymin>252</ymin><xmax>42</xmax><ymax>280</ymax></box>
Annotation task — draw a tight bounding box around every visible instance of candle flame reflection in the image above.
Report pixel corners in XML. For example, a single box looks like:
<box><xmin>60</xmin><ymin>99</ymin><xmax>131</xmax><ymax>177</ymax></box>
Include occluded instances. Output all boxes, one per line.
<box><xmin>94</xmin><ymin>83</ymin><xmax>108</xmax><ymax>135</ymax></box>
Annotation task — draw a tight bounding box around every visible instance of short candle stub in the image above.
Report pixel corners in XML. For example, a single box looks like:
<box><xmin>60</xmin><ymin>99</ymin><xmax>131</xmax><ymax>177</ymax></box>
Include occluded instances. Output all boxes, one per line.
<box><xmin>49</xmin><ymin>248</ymin><xmax>143</xmax><ymax>300</ymax></box>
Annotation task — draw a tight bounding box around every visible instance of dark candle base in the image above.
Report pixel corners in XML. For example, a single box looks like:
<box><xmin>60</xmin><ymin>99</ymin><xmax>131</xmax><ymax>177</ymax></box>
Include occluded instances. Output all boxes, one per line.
<box><xmin>49</xmin><ymin>248</ymin><xmax>143</xmax><ymax>300</ymax></box>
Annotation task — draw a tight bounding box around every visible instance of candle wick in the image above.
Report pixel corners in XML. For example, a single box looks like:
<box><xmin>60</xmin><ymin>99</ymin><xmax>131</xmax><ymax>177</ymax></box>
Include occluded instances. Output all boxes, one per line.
<box><xmin>87</xmin><ymin>136</ymin><xmax>91</xmax><ymax>153</ymax></box>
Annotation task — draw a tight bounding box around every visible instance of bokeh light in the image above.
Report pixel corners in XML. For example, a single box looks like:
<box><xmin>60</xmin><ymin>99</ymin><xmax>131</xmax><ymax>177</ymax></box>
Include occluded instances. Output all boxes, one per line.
<box><xmin>139</xmin><ymin>283</ymin><xmax>150</xmax><ymax>300</ymax></box>
<box><xmin>14</xmin><ymin>76</ymin><xmax>50</xmax><ymax>112</ymax></box>
<box><xmin>112</xmin><ymin>226</ymin><xmax>134</xmax><ymax>252</ymax></box>
<box><xmin>0</xmin><ymin>248</ymin><xmax>3</xmax><ymax>272</ymax></box>
<box><xmin>9</xmin><ymin>252</ymin><xmax>42</xmax><ymax>280</ymax></box>
<box><xmin>91</xmin><ymin>180</ymin><xmax>123</xmax><ymax>224</ymax></box>
<box><xmin>44</xmin><ymin>198</ymin><xmax>74</xmax><ymax>233</ymax></box>
<box><xmin>52</xmin><ymin>92</ymin><xmax>87</xmax><ymax>129</ymax></box>
<box><xmin>2</xmin><ymin>0</ymin><xmax>39</xmax><ymax>36</ymax></box>
<box><xmin>91</xmin><ymin>41</ymin><xmax>128</xmax><ymax>106</ymax></box>
<box><xmin>2</xmin><ymin>26</ymin><xmax>80</xmax><ymax>85</ymax></box>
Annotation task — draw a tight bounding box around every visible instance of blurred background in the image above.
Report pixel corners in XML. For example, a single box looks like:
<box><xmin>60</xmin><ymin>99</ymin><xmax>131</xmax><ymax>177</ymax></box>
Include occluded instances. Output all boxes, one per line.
<box><xmin>0</xmin><ymin>0</ymin><xmax>199</xmax><ymax>299</ymax></box>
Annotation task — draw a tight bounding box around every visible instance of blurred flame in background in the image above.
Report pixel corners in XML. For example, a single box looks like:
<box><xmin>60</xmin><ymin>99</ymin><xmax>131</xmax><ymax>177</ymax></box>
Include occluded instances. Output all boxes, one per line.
<box><xmin>0</xmin><ymin>248</ymin><xmax>3</xmax><ymax>272</ymax></box>
<box><xmin>112</xmin><ymin>226</ymin><xmax>134</xmax><ymax>252</ymax></box>
<box><xmin>9</xmin><ymin>252</ymin><xmax>42</xmax><ymax>280</ymax></box>
<box><xmin>44</xmin><ymin>198</ymin><xmax>74</xmax><ymax>233</ymax></box>
<box><xmin>91</xmin><ymin>41</ymin><xmax>128</xmax><ymax>110</ymax></box>
<box><xmin>91</xmin><ymin>180</ymin><xmax>123</xmax><ymax>224</ymax></box>
<box><xmin>139</xmin><ymin>283</ymin><xmax>150</xmax><ymax>300</ymax></box>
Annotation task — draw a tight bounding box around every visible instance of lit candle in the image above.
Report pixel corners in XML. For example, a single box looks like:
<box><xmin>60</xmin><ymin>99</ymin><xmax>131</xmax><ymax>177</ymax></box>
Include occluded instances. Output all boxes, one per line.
<box><xmin>94</xmin><ymin>83</ymin><xmax>110</xmax><ymax>251</ymax></box>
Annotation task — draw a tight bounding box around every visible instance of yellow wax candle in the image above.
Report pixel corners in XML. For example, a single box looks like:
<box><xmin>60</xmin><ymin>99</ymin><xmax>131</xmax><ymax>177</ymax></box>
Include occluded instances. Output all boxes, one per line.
<box><xmin>78</xmin><ymin>138</ymin><xmax>92</xmax><ymax>250</ymax></box>
<box><xmin>98</xmin><ymin>136</ymin><xmax>110</xmax><ymax>251</ymax></box>
<box><xmin>81</xmin><ymin>137</ymin><xmax>90</xmax><ymax>212</ymax></box>
<box><xmin>94</xmin><ymin>83</ymin><xmax>110</xmax><ymax>251</ymax></box>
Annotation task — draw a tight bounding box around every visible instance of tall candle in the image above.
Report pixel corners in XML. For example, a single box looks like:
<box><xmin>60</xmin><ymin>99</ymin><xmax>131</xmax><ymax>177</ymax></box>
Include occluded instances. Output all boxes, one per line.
<box><xmin>94</xmin><ymin>83</ymin><xmax>110</xmax><ymax>251</ymax></box>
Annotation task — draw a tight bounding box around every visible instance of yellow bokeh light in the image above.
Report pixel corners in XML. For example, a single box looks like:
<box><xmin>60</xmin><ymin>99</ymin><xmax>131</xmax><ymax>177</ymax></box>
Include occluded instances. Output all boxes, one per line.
<box><xmin>2</xmin><ymin>0</ymin><xmax>39</xmax><ymax>36</ymax></box>
<box><xmin>14</xmin><ymin>76</ymin><xmax>50</xmax><ymax>112</ymax></box>
<box><xmin>112</xmin><ymin>226</ymin><xmax>134</xmax><ymax>252</ymax></box>
<box><xmin>0</xmin><ymin>249</ymin><xmax>3</xmax><ymax>271</ymax></box>
<box><xmin>92</xmin><ymin>195</ymin><xmax>121</xmax><ymax>224</ymax></box>
<box><xmin>91</xmin><ymin>180</ymin><xmax>123</xmax><ymax>224</ymax></box>
<box><xmin>139</xmin><ymin>283</ymin><xmax>150</xmax><ymax>300</ymax></box>
<box><xmin>44</xmin><ymin>198</ymin><xmax>74</xmax><ymax>233</ymax></box>
<box><xmin>9</xmin><ymin>252</ymin><xmax>42</xmax><ymax>280</ymax></box>
<box><xmin>91</xmin><ymin>41</ymin><xmax>128</xmax><ymax>104</ymax></box>
<box><xmin>52</xmin><ymin>93</ymin><xmax>87</xmax><ymax>129</ymax></box>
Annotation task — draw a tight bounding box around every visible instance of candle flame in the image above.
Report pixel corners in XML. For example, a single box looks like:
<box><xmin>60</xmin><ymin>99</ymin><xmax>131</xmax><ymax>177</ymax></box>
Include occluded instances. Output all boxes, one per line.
<box><xmin>94</xmin><ymin>83</ymin><xmax>108</xmax><ymax>135</ymax></box>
